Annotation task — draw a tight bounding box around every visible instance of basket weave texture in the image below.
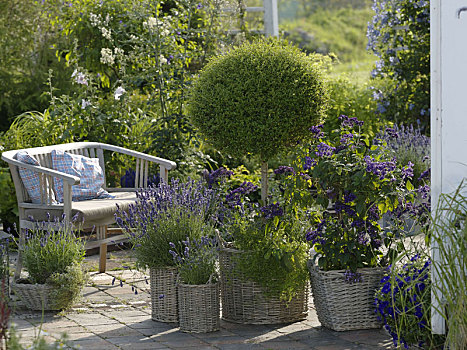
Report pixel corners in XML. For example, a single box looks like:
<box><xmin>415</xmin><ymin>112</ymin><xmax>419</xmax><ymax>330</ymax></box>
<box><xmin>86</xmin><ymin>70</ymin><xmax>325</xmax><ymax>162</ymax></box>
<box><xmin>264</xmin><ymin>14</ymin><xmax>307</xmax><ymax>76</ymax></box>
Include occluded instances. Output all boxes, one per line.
<box><xmin>12</xmin><ymin>282</ymin><xmax>61</xmax><ymax>311</ymax></box>
<box><xmin>178</xmin><ymin>282</ymin><xmax>220</xmax><ymax>333</ymax></box>
<box><xmin>308</xmin><ymin>261</ymin><xmax>384</xmax><ymax>331</ymax></box>
<box><xmin>150</xmin><ymin>267</ymin><xmax>179</xmax><ymax>323</ymax></box>
<box><xmin>219</xmin><ymin>247</ymin><xmax>308</xmax><ymax>324</ymax></box>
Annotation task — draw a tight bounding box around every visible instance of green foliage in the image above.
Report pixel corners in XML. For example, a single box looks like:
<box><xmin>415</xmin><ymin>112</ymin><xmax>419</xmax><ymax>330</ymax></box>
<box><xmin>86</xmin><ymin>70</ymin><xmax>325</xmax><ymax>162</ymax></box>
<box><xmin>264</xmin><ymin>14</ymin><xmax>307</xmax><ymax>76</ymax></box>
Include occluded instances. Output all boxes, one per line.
<box><xmin>431</xmin><ymin>182</ymin><xmax>467</xmax><ymax>349</ymax></box>
<box><xmin>189</xmin><ymin>38</ymin><xmax>328</xmax><ymax>162</ymax></box>
<box><xmin>0</xmin><ymin>167</ymin><xmax>18</xmax><ymax>231</ymax></box>
<box><xmin>7</xmin><ymin>327</ymin><xmax>76</xmax><ymax>350</ymax></box>
<box><xmin>325</xmin><ymin>73</ymin><xmax>388</xmax><ymax>137</ymax></box>
<box><xmin>282</xmin><ymin>7</ymin><xmax>374</xmax><ymax>63</ymax></box>
<box><xmin>367</xmin><ymin>0</ymin><xmax>430</xmax><ymax>129</ymax></box>
<box><xmin>0</xmin><ymin>0</ymin><xmax>74</xmax><ymax>132</ymax></box>
<box><xmin>170</xmin><ymin>236</ymin><xmax>217</xmax><ymax>285</ymax></box>
<box><xmin>232</xmin><ymin>216</ymin><xmax>309</xmax><ymax>302</ymax></box>
<box><xmin>48</xmin><ymin>264</ymin><xmax>88</xmax><ymax>310</ymax></box>
<box><xmin>132</xmin><ymin>208</ymin><xmax>212</xmax><ymax>269</ymax></box>
<box><xmin>22</xmin><ymin>222</ymin><xmax>85</xmax><ymax>284</ymax></box>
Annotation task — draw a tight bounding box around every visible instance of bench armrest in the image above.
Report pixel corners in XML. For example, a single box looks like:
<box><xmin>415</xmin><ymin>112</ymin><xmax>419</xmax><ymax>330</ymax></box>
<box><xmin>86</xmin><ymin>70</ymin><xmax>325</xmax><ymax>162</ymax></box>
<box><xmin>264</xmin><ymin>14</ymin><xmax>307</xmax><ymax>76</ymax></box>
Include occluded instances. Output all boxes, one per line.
<box><xmin>1</xmin><ymin>156</ymin><xmax>81</xmax><ymax>185</ymax></box>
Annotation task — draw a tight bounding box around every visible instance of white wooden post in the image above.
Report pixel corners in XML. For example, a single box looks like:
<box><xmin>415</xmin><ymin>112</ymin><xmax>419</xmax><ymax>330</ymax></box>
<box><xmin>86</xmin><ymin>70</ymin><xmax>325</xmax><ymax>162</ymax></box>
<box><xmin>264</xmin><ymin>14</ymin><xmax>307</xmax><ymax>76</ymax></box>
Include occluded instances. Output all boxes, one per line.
<box><xmin>263</xmin><ymin>0</ymin><xmax>279</xmax><ymax>37</ymax></box>
<box><xmin>431</xmin><ymin>0</ymin><xmax>467</xmax><ymax>335</ymax></box>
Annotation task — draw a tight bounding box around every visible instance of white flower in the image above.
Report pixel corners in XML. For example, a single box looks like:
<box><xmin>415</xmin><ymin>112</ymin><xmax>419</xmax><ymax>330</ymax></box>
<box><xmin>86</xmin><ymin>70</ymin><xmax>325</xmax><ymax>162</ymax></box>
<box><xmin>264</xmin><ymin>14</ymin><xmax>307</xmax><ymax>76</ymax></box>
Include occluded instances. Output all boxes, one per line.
<box><xmin>101</xmin><ymin>27</ymin><xmax>111</xmax><ymax>40</ymax></box>
<box><xmin>161</xmin><ymin>28</ymin><xmax>170</xmax><ymax>36</ymax></box>
<box><xmin>71</xmin><ymin>69</ymin><xmax>88</xmax><ymax>85</ymax></box>
<box><xmin>81</xmin><ymin>99</ymin><xmax>91</xmax><ymax>109</ymax></box>
<box><xmin>114</xmin><ymin>47</ymin><xmax>124</xmax><ymax>57</ymax></box>
<box><xmin>114</xmin><ymin>86</ymin><xmax>126</xmax><ymax>100</ymax></box>
<box><xmin>159</xmin><ymin>55</ymin><xmax>167</xmax><ymax>65</ymax></box>
<box><xmin>90</xmin><ymin>13</ymin><xmax>102</xmax><ymax>27</ymax></box>
<box><xmin>100</xmin><ymin>48</ymin><xmax>114</xmax><ymax>65</ymax></box>
<box><xmin>129</xmin><ymin>34</ymin><xmax>138</xmax><ymax>41</ymax></box>
<box><xmin>143</xmin><ymin>16</ymin><xmax>158</xmax><ymax>29</ymax></box>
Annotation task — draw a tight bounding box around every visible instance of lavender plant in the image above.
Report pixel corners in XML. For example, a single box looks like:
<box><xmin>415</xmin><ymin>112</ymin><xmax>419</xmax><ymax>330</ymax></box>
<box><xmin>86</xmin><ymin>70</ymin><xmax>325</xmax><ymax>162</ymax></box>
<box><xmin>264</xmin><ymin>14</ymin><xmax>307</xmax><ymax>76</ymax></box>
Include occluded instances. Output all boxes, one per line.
<box><xmin>169</xmin><ymin>236</ymin><xmax>218</xmax><ymax>285</ymax></box>
<box><xmin>116</xmin><ymin>179</ymin><xmax>217</xmax><ymax>269</ymax></box>
<box><xmin>376</xmin><ymin>124</ymin><xmax>430</xmax><ymax>187</ymax></box>
<box><xmin>292</xmin><ymin>115</ymin><xmax>415</xmax><ymax>273</ymax></box>
<box><xmin>22</xmin><ymin>218</ymin><xmax>85</xmax><ymax>285</ymax></box>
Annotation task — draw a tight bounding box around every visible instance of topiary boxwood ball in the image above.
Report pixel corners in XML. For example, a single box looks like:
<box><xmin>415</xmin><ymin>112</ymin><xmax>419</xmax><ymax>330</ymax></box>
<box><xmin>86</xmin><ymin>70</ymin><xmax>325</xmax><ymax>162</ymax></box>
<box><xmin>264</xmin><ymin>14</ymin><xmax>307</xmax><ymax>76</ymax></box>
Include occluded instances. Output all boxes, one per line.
<box><xmin>188</xmin><ymin>38</ymin><xmax>328</xmax><ymax>162</ymax></box>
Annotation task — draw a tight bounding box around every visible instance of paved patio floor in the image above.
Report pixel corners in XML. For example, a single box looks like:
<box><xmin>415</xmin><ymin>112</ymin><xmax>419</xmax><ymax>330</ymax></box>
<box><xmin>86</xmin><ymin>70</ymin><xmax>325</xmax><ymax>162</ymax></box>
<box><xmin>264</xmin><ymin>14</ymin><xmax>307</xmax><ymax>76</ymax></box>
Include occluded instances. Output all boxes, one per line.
<box><xmin>9</xmin><ymin>251</ymin><xmax>394</xmax><ymax>350</ymax></box>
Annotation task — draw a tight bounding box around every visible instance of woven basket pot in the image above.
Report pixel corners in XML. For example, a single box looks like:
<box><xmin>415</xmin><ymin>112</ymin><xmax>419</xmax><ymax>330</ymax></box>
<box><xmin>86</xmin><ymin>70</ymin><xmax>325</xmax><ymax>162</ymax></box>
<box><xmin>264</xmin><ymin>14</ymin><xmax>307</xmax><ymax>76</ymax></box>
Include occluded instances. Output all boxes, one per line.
<box><xmin>219</xmin><ymin>247</ymin><xmax>308</xmax><ymax>324</ymax></box>
<box><xmin>308</xmin><ymin>260</ymin><xmax>384</xmax><ymax>331</ymax></box>
<box><xmin>150</xmin><ymin>267</ymin><xmax>178</xmax><ymax>323</ymax></box>
<box><xmin>12</xmin><ymin>281</ymin><xmax>62</xmax><ymax>311</ymax></box>
<box><xmin>178</xmin><ymin>282</ymin><xmax>220</xmax><ymax>333</ymax></box>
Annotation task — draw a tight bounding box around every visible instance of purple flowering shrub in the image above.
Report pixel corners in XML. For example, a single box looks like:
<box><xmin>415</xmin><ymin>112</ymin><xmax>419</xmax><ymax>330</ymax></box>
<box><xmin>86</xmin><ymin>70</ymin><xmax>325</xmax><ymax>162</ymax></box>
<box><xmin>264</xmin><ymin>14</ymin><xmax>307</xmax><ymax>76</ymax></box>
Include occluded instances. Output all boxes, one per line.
<box><xmin>374</xmin><ymin>255</ymin><xmax>443</xmax><ymax>349</ymax></box>
<box><xmin>295</xmin><ymin>115</ymin><xmax>416</xmax><ymax>272</ymax></box>
<box><xmin>168</xmin><ymin>236</ymin><xmax>217</xmax><ymax>285</ymax></box>
<box><xmin>115</xmin><ymin>179</ymin><xmax>217</xmax><ymax>269</ymax></box>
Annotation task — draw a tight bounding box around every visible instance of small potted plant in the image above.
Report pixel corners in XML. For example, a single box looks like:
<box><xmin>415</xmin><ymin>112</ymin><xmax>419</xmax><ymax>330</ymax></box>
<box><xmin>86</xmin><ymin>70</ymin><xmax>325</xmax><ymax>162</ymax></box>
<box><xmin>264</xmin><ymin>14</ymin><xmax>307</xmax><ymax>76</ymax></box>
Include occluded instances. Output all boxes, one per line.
<box><xmin>170</xmin><ymin>236</ymin><xmax>219</xmax><ymax>333</ymax></box>
<box><xmin>116</xmin><ymin>179</ymin><xmax>217</xmax><ymax>323</ymax></box>
<box><xmin>291</xmin><ymin>115</ymin><xmax>416</xmax><ymax>331</ymax></box>
<box><xmin>12</xmin><ymin>218</ymin><xmax>87</xmax><ymax>311</ymax></box>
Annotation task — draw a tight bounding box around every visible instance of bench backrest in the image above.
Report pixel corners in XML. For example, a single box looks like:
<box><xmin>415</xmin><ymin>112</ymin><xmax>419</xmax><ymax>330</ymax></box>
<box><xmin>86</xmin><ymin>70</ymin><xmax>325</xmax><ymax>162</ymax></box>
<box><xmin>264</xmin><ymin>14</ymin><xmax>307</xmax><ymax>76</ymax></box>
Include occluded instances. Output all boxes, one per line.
<box><xmin>2</xmin><ymin>142</ymin><xmax>106</xmax><ymax>204</ymax></box>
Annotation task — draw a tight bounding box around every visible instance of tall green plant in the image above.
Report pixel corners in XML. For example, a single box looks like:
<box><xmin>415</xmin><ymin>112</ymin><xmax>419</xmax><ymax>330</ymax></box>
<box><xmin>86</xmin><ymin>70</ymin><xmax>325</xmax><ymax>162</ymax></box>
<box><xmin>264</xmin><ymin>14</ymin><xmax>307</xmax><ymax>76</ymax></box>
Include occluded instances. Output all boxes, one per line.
<box><xmin>431</xmin><ymin>181</ymin><xmax>467</xmax><ymax>349</ymax></box>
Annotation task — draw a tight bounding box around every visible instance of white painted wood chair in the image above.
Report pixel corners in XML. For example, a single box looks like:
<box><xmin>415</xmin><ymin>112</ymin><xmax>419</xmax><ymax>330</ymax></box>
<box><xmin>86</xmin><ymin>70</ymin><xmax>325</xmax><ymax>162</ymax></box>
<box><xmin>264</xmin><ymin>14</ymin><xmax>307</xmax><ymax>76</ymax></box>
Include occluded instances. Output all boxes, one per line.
<box><xmin>1</xmin><ymin>142</ymin><xmax>176</xmax><ymax>278</ymax></box>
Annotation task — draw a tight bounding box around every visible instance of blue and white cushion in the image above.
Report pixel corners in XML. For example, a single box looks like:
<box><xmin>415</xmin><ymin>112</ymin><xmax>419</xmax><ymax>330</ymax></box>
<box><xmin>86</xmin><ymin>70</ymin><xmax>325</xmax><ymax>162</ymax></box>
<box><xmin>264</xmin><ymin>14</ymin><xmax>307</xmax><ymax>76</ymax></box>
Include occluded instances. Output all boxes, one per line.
<box><xmin>16</xmin><ymin>151</ymin><xmax>57</xmax><ymax>204</ymax></box>
<box><xmin>51</xmin><ymin>150</ymin><xmax>111</xmax><ymax>202</ymax></box>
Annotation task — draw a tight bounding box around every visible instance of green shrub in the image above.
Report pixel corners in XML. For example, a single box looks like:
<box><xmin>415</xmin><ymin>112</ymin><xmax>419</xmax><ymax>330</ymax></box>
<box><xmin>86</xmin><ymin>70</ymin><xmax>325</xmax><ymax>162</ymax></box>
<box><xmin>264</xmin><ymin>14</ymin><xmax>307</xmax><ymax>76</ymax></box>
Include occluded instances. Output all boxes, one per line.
<box><xmin>189</xmin><ymin>38</ymin><xmax>328</xmax><ymax>161</ymax></box>
<box><xmin>22</xmin><ymin>222</ymin><xmax>85</xmax><ymax>284</ymax></box>
<box><xmin>0</xmin><ymin>167</ymin><xmax>18</xmax><ymax>232</ymax></box>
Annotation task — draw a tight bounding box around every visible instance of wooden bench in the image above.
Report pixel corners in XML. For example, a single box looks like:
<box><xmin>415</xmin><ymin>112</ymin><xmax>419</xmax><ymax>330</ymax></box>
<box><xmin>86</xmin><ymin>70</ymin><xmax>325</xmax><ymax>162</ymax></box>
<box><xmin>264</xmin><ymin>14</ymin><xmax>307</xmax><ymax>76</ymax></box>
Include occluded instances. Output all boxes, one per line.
<box><xmin>1</xmin><ymin>142</ymin><xmax>176</xmax><ymax>278</ymax></box>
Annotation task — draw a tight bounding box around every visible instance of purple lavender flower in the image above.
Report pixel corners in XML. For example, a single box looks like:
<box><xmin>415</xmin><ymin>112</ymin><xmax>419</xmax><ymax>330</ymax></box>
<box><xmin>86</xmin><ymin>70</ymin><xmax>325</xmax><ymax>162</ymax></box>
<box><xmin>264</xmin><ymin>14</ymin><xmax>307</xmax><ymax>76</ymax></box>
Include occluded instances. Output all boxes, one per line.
<box><xmin>418</xmin><ymin>168</ymin><xmax>430</xmax><ymax>181</ymax></box>
<box><xmin>203</xmin><ymin>167</ymin><xmax>233</xmax><ymax>188</ymax></box>
<box><xmin>401</xmin><ymin>161</ymin><xmax>414</xmax><ymax>179</ymax></box>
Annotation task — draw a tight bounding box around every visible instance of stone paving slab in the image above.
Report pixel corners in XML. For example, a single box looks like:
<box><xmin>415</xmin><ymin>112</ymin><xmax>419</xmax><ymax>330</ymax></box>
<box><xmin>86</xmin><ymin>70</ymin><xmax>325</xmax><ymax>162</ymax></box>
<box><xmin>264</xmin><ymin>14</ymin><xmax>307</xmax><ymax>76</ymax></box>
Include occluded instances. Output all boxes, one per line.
<box><xmin>8</xmin><ymin>251</ymin><xmax>393</xmax><ymax>350</ymax></box>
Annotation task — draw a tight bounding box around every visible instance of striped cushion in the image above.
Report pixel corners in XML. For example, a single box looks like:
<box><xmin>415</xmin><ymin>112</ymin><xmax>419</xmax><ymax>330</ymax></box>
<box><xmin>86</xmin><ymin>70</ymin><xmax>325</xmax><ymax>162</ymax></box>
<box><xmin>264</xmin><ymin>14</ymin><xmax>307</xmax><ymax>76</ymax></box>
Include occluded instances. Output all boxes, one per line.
<box><xmin>51</xmin><ymin>150</ymin><xmax>111</xmax><ymax>202</ymax></box>
<box><xmin>16</xmin><ymin>151</ymin><xmax>57</xmax><ymax>204</ymax></box>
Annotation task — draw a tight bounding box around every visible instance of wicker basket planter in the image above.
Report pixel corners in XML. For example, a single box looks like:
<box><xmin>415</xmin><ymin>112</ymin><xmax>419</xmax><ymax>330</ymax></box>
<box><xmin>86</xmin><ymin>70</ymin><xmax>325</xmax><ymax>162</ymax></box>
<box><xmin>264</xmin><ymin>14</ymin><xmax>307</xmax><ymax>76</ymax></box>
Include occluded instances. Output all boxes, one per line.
<box><xmin>178</xmin><ymin>282</ymin><xmax>220</xmax><ymax>333</ymax></box>
<box><xmin>150</xmin><ymin>267</ymin><xmax>178</xmax><ymax>323</ymax></box>
<box><xmin>12</xmin><ymin>281</ymin><xmax>62</xmax><ymax>311</ymax></box>
<box><xmin>219</xmin><ymin>247</ymin><xmax>308</xmax><ymax>324</ymax></box>
<box><xmin>308</xmin><ymin>260</ymin><xmax>384</xmax><ymax>331</ymax></box>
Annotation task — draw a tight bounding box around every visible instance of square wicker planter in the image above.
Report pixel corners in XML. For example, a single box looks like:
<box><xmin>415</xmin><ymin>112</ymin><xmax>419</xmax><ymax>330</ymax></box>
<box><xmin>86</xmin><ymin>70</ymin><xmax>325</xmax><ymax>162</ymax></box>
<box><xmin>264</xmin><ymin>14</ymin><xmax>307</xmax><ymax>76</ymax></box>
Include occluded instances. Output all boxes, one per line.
<box><xmin>308</xmin><ymin>260</ymin><xmax>384</xmax><ymax>331</ymax></box>
<box><xmin>12</xmin><ymin>281</ymin><xmax>62</xmax><ymax>311</ymax></box>
<box><xmin>178</xmin><ymin>282</ymin><xmax>220</xmax><ymax>333</ymax></box>
<box><xmin>219</xmin><ymin>247</ymin><xmax>308</xmax><ymax>324</ymax></box>
<box><xmin>150</xmin><ymin>267</ymin><xmax>179</xmax><ymax>323</ymax></box>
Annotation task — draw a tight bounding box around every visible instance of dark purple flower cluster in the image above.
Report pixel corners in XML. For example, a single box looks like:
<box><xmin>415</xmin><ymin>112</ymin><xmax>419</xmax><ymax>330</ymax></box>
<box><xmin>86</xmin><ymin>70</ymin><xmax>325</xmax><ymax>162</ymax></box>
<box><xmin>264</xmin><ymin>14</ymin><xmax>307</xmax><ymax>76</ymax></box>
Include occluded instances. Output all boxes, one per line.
<box><xmin>225</xmin><ymin>181</ymin><xmax>258</xmax><ymax>207</ymax></box>
<box><xmin>203</xmin><ymin>167</ymin><xmax>233</xmax><ymax>188</ymax></box>
<box><xmin>418</xmin><ymin>168</ymin><xmax>430</xmax><ymax>181</ymax></box>
<box><xmin>303</xmin><ymin>156</ymin><xmax>316</xmax><ymax>170</ymax></box>
<box><xmin>338</xmin><ymin>115</ymin><xmax>364</xmax><ymax>128</ymax></box>
<box><xmin>273</xmin><ymin>166</ymin><xmax>295</xmax><ymax>175</ymax></box>
<box><xmin>343</xmin><ymin>191</ymin><xmax>356</xmax><ymax>203</ymax></box>
<box><xmin>340</xmin><ymin>133</ymin><xmax>354</xmax><ymax>144</ymax></box>
<box><xmin>385</xmin><ymin>127</ymin><xmax>399</xmax><ymax>139</ymax></box>
<box><xmin>259</xmin><ymin>203</ymin><xmax>284</xmax><ymax>219</ymax></box>
<box><xmin>344</xmin><ymin>270</ymin><xmax>363</xmax><ymax>283</ymax></box>
<box><xmin>364</xmin><ymin>156</ymin><xmax>396</xmax><ymax>180</ymax></box>
<box><xmin>309</xmin><ymin>124</ymin><xmax>324</xmax><ymax>138</ymax></box>
<box><xmin>315</xmin><ymin>142</ymin><xmax>335</xmax><ymax>157</ymax></box>
<box><xmin>334</xmin><ymin>201</ymin><xmax>356</xmax><ymax>217</ymax></box>
<box><xmin>305</xmin><ymin>219</ymin><xmax>326</xmax><ymax>245</ymax></box>
<box><xmin>401</xmin><ymin>161</ymin><xmax>414</xmax><ymax>179</ymax></box>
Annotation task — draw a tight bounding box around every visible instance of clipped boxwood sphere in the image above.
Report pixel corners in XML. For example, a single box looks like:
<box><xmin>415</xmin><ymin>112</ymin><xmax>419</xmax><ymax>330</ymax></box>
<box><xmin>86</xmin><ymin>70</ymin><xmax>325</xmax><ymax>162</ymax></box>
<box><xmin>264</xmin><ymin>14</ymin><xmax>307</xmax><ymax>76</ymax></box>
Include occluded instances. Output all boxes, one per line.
<box><xmin>188</xmin><ymin>39</ymin><xmax>328</xmax><ymax>161</ymax></box>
